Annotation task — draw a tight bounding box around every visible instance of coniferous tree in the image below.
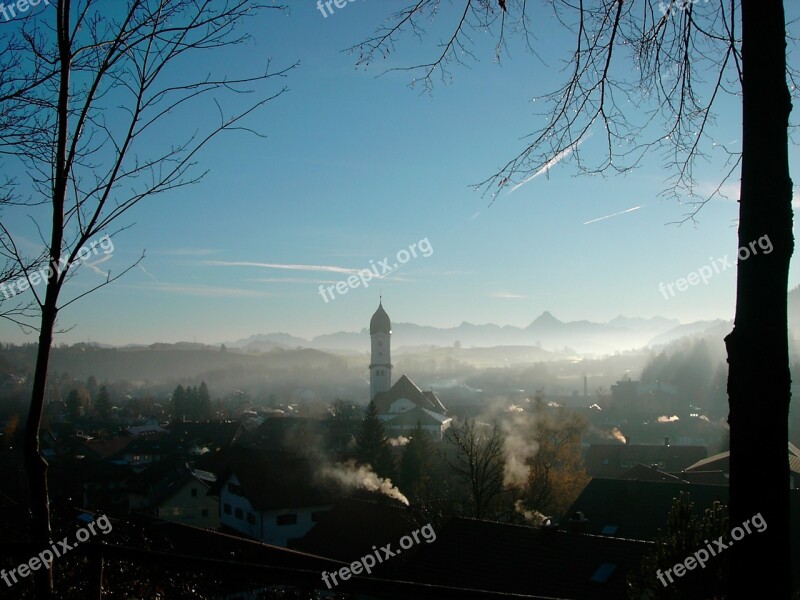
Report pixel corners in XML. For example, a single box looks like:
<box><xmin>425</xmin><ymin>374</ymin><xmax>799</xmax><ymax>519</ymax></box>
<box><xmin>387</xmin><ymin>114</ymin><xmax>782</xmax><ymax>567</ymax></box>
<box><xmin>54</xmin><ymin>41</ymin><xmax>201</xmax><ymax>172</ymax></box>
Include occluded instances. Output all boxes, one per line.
<box><xmin>399</xmin><ymin>421</ymin><xmax>433</xmax><ymax>500</ymax></box>
<box><xmin>65</xmin><ymin>389</ymin><xmax>84</xmax><ymax>423</ymax></box>
<box><xmin>185</xmin><ymin>385</ymin><xmax>198</xmax><ymax>419</ymax></box>
<box><xmin>172</xmin><ymin>385</ymin><xmax>187</xmax><ymax>422</ymax></box>
<box><xmin>85</xmin><ymin>375</ymin><xmax>99</xmax><ymax>402</ymax></box>
<box><xmin>198</xmin><ymin>382</ymin><xmax>212</xmax><ymax>420</ymax></box>
<box><xmin>355</xmin><ymin>401</ymin><xmax>396</xmax><ymax>479</ymax></box>
<box><xmin>95</xmin><ymin>385</ymin><xmax>111</xmax><ymax>423</ymax></box>
<box><xmin>627</xmin><ymin>493</ymin><xmax>729</xmax><ymax>599</ymax></box>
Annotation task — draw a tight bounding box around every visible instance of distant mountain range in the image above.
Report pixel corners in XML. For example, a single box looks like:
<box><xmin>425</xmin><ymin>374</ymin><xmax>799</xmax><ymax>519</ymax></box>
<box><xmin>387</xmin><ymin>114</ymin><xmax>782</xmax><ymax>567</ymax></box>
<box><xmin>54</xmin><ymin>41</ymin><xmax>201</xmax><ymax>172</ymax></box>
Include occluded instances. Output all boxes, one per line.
<box><xmin>230</xmin><ymin>312</ymin><xmax>731</xmax><ymax>355</ymax></box>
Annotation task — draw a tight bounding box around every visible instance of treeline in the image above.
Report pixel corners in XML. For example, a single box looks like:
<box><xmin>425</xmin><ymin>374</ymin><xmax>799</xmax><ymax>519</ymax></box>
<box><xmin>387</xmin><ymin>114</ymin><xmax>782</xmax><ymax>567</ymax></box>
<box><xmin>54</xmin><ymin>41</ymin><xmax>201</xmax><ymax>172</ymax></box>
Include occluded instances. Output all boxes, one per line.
<box><xmin>171</xmin><ymin>382</ymin><xmax>212</xmax><ymax>421</ymax></box>
<box><xmin>349</xmin><ymin>399</ymin><xmax>589</xmax><ymax>523</ymax></box>
<box><xmin>640</xmin><ymin>339</ymin><xmax>728</xmax><ymax>416</ymax></box>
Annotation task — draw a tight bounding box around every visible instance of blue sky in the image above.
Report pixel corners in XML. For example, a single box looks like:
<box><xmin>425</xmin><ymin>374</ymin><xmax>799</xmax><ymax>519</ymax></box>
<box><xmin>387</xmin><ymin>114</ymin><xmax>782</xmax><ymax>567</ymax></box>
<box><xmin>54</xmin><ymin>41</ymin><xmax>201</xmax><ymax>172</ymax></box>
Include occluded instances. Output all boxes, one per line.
<box><xmin>1</xmin><ymin>1</ymin><xmax>799</xmax><ymax>346</ymax></box>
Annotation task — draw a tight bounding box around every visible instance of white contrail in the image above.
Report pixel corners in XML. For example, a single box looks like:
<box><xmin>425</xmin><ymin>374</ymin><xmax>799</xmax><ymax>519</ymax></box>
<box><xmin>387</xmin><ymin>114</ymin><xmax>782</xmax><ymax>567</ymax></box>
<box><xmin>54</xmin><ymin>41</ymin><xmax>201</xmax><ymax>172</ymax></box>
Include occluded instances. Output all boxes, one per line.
<box><xmin>139</xmin><ymin>265</ymin><xmax>159</xmax><ymax>282</ymax></box>
<box><xmin>583</xmin><ymin>205</ymin><xmax>643</xmax><ymax>225</ymax></box>
<box><xmin>201</xmin><ymin>260</ymin><xmax>359</xmax><ymax>275</ymax></box>
<box><xmin>83</xmin><ymin>254</ymin><xmax>113</xmax><ymax>277</ymax></box>
<box><xmin>507</xmin><ymin>133</ymin><xmax>592</xmax><ymax>195</ymax></box>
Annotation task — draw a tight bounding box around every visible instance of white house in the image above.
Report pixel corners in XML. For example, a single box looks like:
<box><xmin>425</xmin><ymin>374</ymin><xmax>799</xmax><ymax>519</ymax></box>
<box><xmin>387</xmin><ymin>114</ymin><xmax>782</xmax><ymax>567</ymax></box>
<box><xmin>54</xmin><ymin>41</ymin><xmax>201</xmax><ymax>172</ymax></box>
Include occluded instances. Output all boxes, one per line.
<box><xmin>211</xmin><ymin>457</ymin><xmax>332</xmax><ymax>547</ymax></box>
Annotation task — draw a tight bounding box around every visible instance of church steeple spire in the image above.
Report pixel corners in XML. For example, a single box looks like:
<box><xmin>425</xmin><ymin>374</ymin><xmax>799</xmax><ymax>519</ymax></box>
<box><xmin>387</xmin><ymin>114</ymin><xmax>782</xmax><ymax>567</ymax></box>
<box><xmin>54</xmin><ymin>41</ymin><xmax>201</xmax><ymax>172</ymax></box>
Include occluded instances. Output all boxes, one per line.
<box><xmin>369</xmin><ymin>300</ymin><xmax>392</xmax><ymax>400</ymax></box>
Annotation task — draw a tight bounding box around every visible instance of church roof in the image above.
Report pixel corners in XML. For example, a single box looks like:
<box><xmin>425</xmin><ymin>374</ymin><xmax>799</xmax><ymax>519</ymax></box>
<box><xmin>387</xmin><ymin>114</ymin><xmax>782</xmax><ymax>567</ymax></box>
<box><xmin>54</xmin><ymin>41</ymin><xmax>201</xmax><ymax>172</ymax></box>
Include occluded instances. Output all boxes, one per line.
<box><xmin>372</xmin><ymin>374</ymin><xmax>447</xmax><ymax>415</ymax></box>
<box><xmin>383</xmin><ymin>406</ymin><xmax>451</xmax><ymax>427</ymax></box>
<box><xmin>370</xmin><ymin>301</ymin><xmax>391</xmax><ymax>334</ymax></box>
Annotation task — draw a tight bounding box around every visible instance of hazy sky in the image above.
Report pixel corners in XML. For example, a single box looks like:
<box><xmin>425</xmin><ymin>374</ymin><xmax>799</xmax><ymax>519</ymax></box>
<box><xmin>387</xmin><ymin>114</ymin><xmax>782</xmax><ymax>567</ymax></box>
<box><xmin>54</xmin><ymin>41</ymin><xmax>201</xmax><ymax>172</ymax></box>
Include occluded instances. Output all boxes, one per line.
<box><xmin>2</xmin><ymin>1</ymin><xmax>799</xmax><ymax>346</ymax></box>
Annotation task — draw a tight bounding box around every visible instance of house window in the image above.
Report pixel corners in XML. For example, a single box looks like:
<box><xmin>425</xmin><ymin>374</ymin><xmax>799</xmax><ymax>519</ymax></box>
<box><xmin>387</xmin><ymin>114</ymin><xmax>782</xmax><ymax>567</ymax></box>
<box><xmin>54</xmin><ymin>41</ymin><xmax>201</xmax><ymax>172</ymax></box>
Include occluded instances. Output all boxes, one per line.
<box><xmin>600</xmin><ymin>525</ymin><xmax>618</xmax><ymax>535</ymax></box>
<box><xmin>235</xmin><ymin>508</ymin><xmax>243</xmax><ymax>519</ymax></box>
<box><xmin>191</xmin><ymin>488</ymin><xmax>197</xmax><ymax>497</ymax></box>
<box><xmin>247</xmin><ymin>512</ymin><xmax>256</xmax><ymax>524</ymax></box>
<box><xmin>591</xmin><ymin>563</ymin><xmax>617</xmax><ymax>583</ymax></box>
<box><xmin>276</xmin><ymin>514</ymin><xmax>297</xmax><ymax>526</ymax></box>
<box><xmin>228</xmin><ymin>482</ymin><xmax>242</xmax><ymax>495</ymax></box>
<box><xmin>201</xmin><ymin>509</ymin><xmax>209</xmax><ymax>517</ymax></box>
<box><xmin>223</xmin><ymin>503</ymin><xmax>231</xmax><ymax>515</ymax></box>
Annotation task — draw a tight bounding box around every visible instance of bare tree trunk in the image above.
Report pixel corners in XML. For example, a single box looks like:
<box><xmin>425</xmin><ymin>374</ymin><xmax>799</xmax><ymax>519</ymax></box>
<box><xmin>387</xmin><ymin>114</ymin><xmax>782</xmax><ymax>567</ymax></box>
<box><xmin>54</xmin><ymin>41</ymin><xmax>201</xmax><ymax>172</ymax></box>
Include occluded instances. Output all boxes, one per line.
<box><xmin>22</xmin><ymin>3</ymin><xmax>71</xmax><ymax>597</ymax></box>
<box><xmin>89</xmin><ymin>554</ymin><xmax>104</xmax><ymax>600</ymax></box>
<box><xmin>726</xmin><ymin>0</ymin><xmax>793</xmax><ymax>597</ymax></box>
<box><xmin>23</xmin><ymin>304</ymin><xmax>56</xmax><ymax>599</ymax></box>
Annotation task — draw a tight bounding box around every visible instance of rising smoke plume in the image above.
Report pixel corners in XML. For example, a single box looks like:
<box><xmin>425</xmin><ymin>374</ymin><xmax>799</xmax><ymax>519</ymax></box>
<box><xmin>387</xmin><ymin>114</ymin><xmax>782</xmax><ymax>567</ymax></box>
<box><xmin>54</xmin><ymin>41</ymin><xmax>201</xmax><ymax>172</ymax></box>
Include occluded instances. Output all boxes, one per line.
<box><xmin>501</xmin><ymin>407</ymin><xmax>538</xmax><ymax>488</ymax></box>
<box><xmin>608</xmin><ymin>426</ymin><xmax>626</xmax><ymax>444</ymax></box>
<box><xmin>514</xmin><ymin>499</ymin><xmax>548</xmax><ymax>526</ymax></box>
<box><xmin>319</xmin><ymin>460</ymin><xmax>409</xmax><ymax>506</ymax></box>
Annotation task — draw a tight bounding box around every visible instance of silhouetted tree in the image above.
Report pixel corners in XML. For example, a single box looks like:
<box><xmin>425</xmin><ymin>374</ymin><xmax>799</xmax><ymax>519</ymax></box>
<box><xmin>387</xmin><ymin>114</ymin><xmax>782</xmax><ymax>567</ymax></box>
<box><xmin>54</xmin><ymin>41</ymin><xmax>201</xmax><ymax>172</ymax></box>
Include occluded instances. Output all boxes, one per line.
<box><xmin>399</xmin><ymin>422</ymin><xmax>433</xmax><ymax>500</ymax></box>
<box><xmin>172</xmin><ymin>385</ymin><xmax>187</xmax><ymax>422</ymax></box>
<box><xmin>627</xmin><ymin>492</ymin><xmax>729</xmax><ymax>599</ymax></box>
<box><xmin>2</xmin><ymin>3</ymin><xmax>292</xmax><ymax>595</ymax></box>
<box><xmin>65</xmin><ymin>389</ymin><xmax>85</xmax><ymax>423</ymax></box>
<box><xmin>85</xmin><ymin>375</ymin><xmax>99</xmax><ymax>402</ymax></box>
<box><xmin>94</xmin><ymin>385</ymin><xmax>111</xmax><ymax>423</ymax></box>
<box><xmin>197</xmin><ymin>381</ymin><xmax>212</xmax><ymax>420</ymax></box>
<box><xmin>328</xmin><ymin>398</ymin><xmax>361</xmax><ymax>421</ymax></box>
<box><xmin>445</xmin><ymin>419</ymin><xmax>505</xmax><ymax>519</ymax></box>
<box><xmin>355</xmin><ymin>401</ymin><xmax>396</xmax><ymax>479</ymax></box>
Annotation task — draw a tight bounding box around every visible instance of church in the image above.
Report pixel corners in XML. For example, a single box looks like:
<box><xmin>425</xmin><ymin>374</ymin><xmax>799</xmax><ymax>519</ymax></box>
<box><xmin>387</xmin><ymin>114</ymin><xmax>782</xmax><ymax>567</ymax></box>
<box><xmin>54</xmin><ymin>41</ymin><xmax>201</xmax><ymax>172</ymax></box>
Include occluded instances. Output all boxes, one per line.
<box><xmin>368</xmin><ymin>301</ymin><xmax>452</xmax><ymax>440</ymax></box>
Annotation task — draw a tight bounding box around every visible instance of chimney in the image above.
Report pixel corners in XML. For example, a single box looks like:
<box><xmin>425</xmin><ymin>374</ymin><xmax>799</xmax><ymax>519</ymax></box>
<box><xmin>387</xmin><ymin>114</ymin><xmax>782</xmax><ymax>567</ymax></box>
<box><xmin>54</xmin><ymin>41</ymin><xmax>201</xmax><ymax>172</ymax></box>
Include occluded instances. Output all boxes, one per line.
<box><xmin>567</xmin><ymin>511</ymin><xmax>588</xmax><ymax>534</ymax></box>
<box><xmin>583</xmin><ymin>375</ymin><xmax>588</xmax><ymax>397</ymax></box>
<box><xmin>664</xmin><ymin>437</ymin><xmax>670</xmax><ymax>447</ymax></box>
<box><xmin>541</xmin><ymin>517</ymin><xmax>559</xmax><ymax>543</ymax></box>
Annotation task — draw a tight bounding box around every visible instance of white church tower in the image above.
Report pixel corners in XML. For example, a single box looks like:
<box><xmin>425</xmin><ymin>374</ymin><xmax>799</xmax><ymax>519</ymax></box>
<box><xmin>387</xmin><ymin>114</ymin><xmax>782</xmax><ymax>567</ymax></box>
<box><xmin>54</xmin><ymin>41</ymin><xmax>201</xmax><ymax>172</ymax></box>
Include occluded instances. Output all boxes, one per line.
<box><xmin>369</xmin><ymin>299</ymin><xmax>392</xmax><ymax>400</ymax></box>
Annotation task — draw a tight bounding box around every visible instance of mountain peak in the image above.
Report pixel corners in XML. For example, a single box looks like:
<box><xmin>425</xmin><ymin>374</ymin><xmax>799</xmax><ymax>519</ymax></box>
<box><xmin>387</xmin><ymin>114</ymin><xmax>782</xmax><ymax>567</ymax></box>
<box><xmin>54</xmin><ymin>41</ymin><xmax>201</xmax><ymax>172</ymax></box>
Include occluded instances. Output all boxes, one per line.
<box><xmin>535</xmin><ymin>311</ymin><xmax>561</xmax><ymax>324</ymax></box>
<box><xmin>526</xmin><ymin>311</ymin><xmax>563</xmax><ymax>330</ymax></box>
